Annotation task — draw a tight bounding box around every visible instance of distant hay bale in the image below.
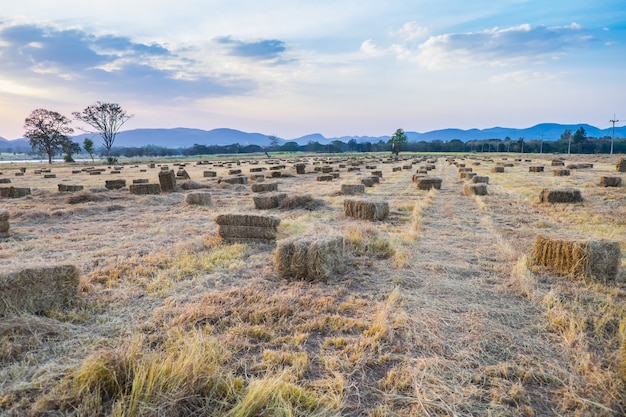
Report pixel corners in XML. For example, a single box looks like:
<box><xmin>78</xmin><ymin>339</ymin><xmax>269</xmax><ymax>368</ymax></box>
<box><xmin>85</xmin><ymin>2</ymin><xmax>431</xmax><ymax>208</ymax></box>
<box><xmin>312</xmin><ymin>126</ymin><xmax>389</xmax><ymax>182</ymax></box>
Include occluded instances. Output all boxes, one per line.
<box><xmin>229</xmin><ymin>169</ymin><xmax>242</xmax><ymax>175</ymax></box>
<box><xmin>472</xmin><ymin>176</ymin><xmax>489</xmax><ymax>184</ymax></box>
<box><xmin>464</xmin><ymin>184</ymin><xmax>488</xmax><ymax>196</ymax></box>
<box><xmin>539</xmin><ymin>188</ymin><xmax>582</xmax><ymax>204</ymax></box>
<box><xmin>270</xmin><ymin>171</ymin><xmax>282</xmax><ymax>178</ymax></box>
<box><xmin>275</xmin><ymin>234</ymin><xmax>345</xmax><ymax>281</ymax></box>
<box><xmin>599</xmin><ymin>176</ymin><xmax>622</xmax><ymax>187</ymax></box>
<box><xmin>253</xmin><ymin>193</ymin><xmax>288</xmax><ymax>209</ymax></box>
<box><xmin>185</xmin><ymin>192</ymin><xmax>212</xmax><ymax>206</ymax></box>
<box><xmin>179</xmin><ymin>180</ymin><xmax>205</xmax><ymax>190</ymax></box>
<box><xmin>0</xmin><ymin>265</ymin><xmax>80</xmax><ymax>316</ymax></box>
<box><xmin>43</xmin><ymin>174</ymin><xmax>57</xmax><ymax>179</ymax></box>
<box><xmin>341</xmin><ymin>184</ymin><xmax>365</xmax><ymax>195</ymax></box>
<box><xmin>176</xmin><ymin>169</ymin><xmax>191</xmax><ymax>179</ymax></box>
<box><xmin>215</xmin><ymin>213</ymin><xmax>280</xmax><ymax>242</ymax></box>
<box><xmin>57</xmin><ymin>184</ymin><xmax>84</xmax><ymax>192</ymax></box>
<box><xmin>317</xmin><ymin>175</ymin><xmax>333</xmax><ymax>182</ymax></box>
<box><xmin>553</xmin><ymin>169</ymin><xmax>570</xmax><ymax>176</ymax></box>
<box><xmin>66</xmin><ymin>192</ymin><xmax>106</xmax><ymax>204</ymax></box>
<box><xmin>0</xmin><ymin>178</ymin><xmax>11</xmax><ymax>184</ymax></box>
<box><xmin>415</xmin><ymin>177</ymin><xmax>442</xmax><ymax>190</ymax></box>
<box><xmin>617</xmin><ymin>158</ymin><xmax>626</xmax><ymax>172</ymax></box>
<box><xmin>344</xmin><ymin>198</ymin><xmax>389</xmax><ymax>221</ymax></box>
<box><xmin>0</xmin><ymin>187</ymin><xmax>31</xmax><ymax>198</ymax></box>
<box><xmin>295</xmin><ymin>164</ymin><xmax>306</xmax><ymax>174</ymax></box>
<box><xmin>204</xmin><ymin>171</ymin><xmax>217</xmax><ymax>178</ymax></box>
<box><xmin>0</xmin><ymin>209</ymin><xmax>9</xmax><ymax>236</ymax></box>
<box><xmin>105</xmin><ymin>179</ymin><xmax>126</xmax><ymax>190</ymax></box>
<box><xmin>133</xmin><ymin>179</ymin><xmax>149</xmax><ymax>184</ymax></box>
<box><xmin>361</xmin><ymin>178</ymin><xmax>375</xmax><ymax>187</ymax></box>
<box><xmin>369</xmin><ymin>176</ymin><xmax>380</xmax><ymax>184</ymax></box>
<box><xmin>459</xmin><ymin>172</ymin><xmax>476</xmax><ymax>180</ymax></box>
<box><xmin>392</xmin><ymin>167</ymin><xmax>402</xmax><ymax>172</ymax></box>
<box><xmin>220</xmin><ymin>176</ymin><xmax>248</xmax><ymax>185</ymax></box>
<box><xmin>551</xmin><ymin>160</ymin><xmax>565</xmax><ymax>166</ymax></box>
<box><xmin>491</xmin><ymin>166</ymin><xmax>505</xmax><ymax>173</ymax></box>
<box><xmin>530</xmin><ymin>235</ymin><xmax>621</xmax><ymax>281</ymax></box>
<box><xmin>529</xmin><ymin>166</ymin><xmax>544</xmax><ymax>172</ymax></box>
<box><xmin>279</xmin><ymin>194</ymin><xmax>327</xmax><ymax>211</ymax></box>
<box><xmin>129</xmin><ymin>183</ymin><xmax>162</xmax><ymax>195</ymax></box>
<box><xmin>321</xmin><ymin>166</ymin><xmax>333</xmax><ymax>173</ymax></box>
<box><xmin>251</xmin><ymin>182</ymin><xmax>278</xmax><ymax>193</ymax></box>
<box><xmin>249</xmin><ymin>174</ymin><xmax>265</xmax><ymax>182</ymax></box>
<box><xmin>158</xmin><ymin>170</ymin><xmax>176</xmax><ymax>192</ymax></box>
<box><xmin>89</xmin><ymin>171</ymin><xmax>101</xmax><ymax>175</ymax></box>
<box><xmin>371</xmin><ymin>170</ymin><xmax>383</xmax><ymax>178</ymax></box>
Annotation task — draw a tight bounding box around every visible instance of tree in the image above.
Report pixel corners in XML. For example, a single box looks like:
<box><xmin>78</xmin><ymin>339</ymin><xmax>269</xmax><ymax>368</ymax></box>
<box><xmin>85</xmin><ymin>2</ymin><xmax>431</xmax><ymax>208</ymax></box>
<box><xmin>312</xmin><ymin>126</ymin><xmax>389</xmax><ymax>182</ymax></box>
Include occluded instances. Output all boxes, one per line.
<box><xmin>83</xmin><ymin>138</ymin><xmax>95</xmax><ymax>162</ymax></box>
<box><xmin>63</xmin><ymin>140</ymin><xmax>81</xmax><ymax>162</ymax></box>
<box><xmin>389</xmin><ymin>128</ymin><xmax>408</xmax><ymax>158</ymax></box>
<box><xmin>572</xmin><ymin>126</ymin><xmax>587</xmax><ymax>153</ymax></box>
<box><xmin>560</xmin><ymin>129</ymin><xmax>572</xmax><ymax>154</ymax></box>
<box><xmin>23</xmin><ymin>108</ymin><xmax>74</xmax><ymax>164</ymax></box>
<box><xmin>73</xmin><ymin>102</ymin><xmax>133</xmax><ymax>163</ymax></box>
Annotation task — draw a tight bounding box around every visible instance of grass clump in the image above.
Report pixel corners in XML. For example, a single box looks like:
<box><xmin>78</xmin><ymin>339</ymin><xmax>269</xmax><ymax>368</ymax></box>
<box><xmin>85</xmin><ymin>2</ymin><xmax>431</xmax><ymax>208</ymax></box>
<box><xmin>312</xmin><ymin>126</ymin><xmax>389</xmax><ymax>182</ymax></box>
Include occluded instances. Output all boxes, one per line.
<box><xmin>344</xmin><ymin>225</ymin><xmax>395</xmax><ymax>259</ymax></box>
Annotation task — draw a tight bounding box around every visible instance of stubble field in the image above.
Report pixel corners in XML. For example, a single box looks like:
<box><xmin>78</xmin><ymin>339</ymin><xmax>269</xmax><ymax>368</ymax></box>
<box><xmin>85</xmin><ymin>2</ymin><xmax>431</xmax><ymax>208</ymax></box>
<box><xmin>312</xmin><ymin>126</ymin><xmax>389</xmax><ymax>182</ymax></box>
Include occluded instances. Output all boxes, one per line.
<box><xmin>1</xmin><ymin>153</ymin><xmax>625</xmax><ymax>416</ymax></box>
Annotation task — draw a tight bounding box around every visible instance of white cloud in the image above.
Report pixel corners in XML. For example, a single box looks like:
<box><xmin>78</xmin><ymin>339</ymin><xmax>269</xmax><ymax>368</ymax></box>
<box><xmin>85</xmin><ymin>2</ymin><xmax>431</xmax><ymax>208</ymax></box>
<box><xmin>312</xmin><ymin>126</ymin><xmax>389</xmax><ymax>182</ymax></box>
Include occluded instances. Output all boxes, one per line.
<box><xmin>395</xmin><ymin>21</ymin><xmax>429</xmax><ymax>41</ymax></box>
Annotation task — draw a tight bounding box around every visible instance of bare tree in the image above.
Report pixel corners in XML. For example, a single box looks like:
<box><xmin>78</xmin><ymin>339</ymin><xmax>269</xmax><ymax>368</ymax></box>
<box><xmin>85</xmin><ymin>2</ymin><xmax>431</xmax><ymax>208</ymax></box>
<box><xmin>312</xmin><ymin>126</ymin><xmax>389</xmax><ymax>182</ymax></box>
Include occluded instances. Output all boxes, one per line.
<box><xmin>23</xmin><ymin>108</ymin><xmax>74</xmax><ymax>164</ymax></box>
<box><xmin>73</xmin><ymin>102</ymin><xmax>133</xmax><ymax>162</ymax></box>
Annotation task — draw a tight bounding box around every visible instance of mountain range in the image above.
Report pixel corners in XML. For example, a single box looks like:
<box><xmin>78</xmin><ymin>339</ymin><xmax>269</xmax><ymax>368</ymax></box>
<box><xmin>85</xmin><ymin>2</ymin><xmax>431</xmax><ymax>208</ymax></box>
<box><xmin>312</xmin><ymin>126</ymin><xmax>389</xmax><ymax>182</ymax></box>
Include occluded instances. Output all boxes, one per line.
<box><xmin>1</xmin><ymin>123</ymin><xmax>625</xmax><ymax>151</ymax></box>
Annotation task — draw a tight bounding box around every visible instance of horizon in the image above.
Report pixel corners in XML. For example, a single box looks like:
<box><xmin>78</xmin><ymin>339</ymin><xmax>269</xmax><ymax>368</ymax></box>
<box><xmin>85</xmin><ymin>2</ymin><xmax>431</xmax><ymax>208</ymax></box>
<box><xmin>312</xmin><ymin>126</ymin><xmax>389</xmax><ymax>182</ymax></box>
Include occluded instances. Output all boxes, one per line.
<box><xmin>1</xmin><ymin>1</ymin><xmax>625</xmax><ymax>140</ymax></box>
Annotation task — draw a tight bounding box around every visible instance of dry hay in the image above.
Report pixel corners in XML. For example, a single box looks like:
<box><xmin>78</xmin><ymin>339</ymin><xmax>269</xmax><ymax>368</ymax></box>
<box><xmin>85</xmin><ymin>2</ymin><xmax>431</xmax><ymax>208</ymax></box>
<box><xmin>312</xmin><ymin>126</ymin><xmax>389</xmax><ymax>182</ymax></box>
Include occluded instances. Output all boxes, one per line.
<box><xmin>459</xmin><ymin>171</ymin><xmax>476</xmax><ymax>180</ymax></box>
<box><xmin>0</xmin><ymin>265</ymin><xmax>80</xmax><ymax>316</ymax></box>
<box><xmin>251</xmin><ymin>182</ymin><xmax>278</xmax><ymax>193</ymax></box>
<box><xmin>490</xmin><ymin>166</ymin><xmax>505</xmax><ymax>173</ymax></box>
<box><xmin>551</xmin><ymin>159</ymin><xmax>565</xmax><ymax>166</ymax></box>
<box><xmin>184</xmin><ymin>192</ymin><xmax>212</xmax><ymax>206</ymax></box>
<box><xmin>218</xmin><ymin>225</ymin><xmax>278</xmax><ymax>241</ymax></box>
<box><xmin>599</xmin><ymin>176</ymin><xmax>622</xmax><ymax>187</ymax></box>
<box><xmin>274</xmin><ymin>234</ymin><xmax>345</xmax><ymax>281</ymax></box>
<box><xmin>344</xmin><ymin>198</ymin><xmax>389</xmax><ymax>221</ymax></box>
<box><xmin>105</xmin><ymin>179</ymin><xmax>126</xmax><ymax>190</ymax></box>
<box><xmin>539</xmin><ymin>188</ymin><xmax>583</xmax><ymax>204</ymax></box>
<box><xmin>158</xmin><ymin>169</ymin><xmax>176</xmax><ymax>192</ymax></box>
<box><xmin>0</xmin><ymin>187</ymin><xmax>31</xmax><ymax>198</ymax></box>
<box><xmin>129</xmin><ymin>183</ymin><xmax>162</xmax><ymax>195</ymax></box>
<box><xmin>179</xmin><ymin>180</ymin><xmax>207</xmax><ymax>190</ymax></box>
<box><xmin>220</xmin><ymin>175</ymin><xmax>248</xmax><ymax>185</ymax></box>
<box><xmin>316</xmin><ymin>175</ymin><xmax>333</xmax><ymax>182</ymax></box>
<box><xmin>295</xmin><ymin>164</ymin><xmax>306</xmax><ymax>174</ymax></box>
<box><xmin>530</xmin><ymin>235</ymin><xmax>621</xmax><ymax>281</ymax></box>
<box><xmin>371</xmin><ymin>170</ymin><xmax>382</xmax><ymax>178</ymax></box>
<box><xmin>253</xmin><ymin>193</ymin><xmax>288</xmax><ymax>210</ymax></box>
<box><xmin>215</xmin><ymin>213</ymin><xmax>280</xmax><ymax>228</ymax></box>
<box><xmin>0</xmin><ymin>178</ymin><xmax>11</xmax><ymax>184</ymax></box>
<box><xmin>553</xmin><ymin>169</ymin><xmax>570</xmax><ymax>177</ymax></box>
<box><xmin>617</xmin><ymin>158</ymin><xmax>626</xmax><ymax>172</ymax></box>
<box><xmin>464</xmin><ymin>184</ymin><xmax>488</xmax><ymax>196</ymax></box>
<box><xmin>203</xmin><ymin>171</ymin><xmax>217</xmax><ymax>177</ymax></box>
<box><xmin>415</xmin><ymin>177</ymin><xmax>442</xmax><ymax>190</ymax></box>
<box><xmin>361</xmin><ymin>178</ymin><xmax>375</xmax><ymax>187</ymax></box>
<box><xmin>66</xmin><ymin>192</ymin><xmax>108</xmax><ymax>204</ymax></box>
<box><xmin>57</xmin><ymin>184</ymin><xmax>84</xmax><ymax>192</ymax></box>
<box><xmin>471</xmin><ymin>175</ymin><xmax>489</xmax><ymax>184</ymax></box>
<box><xmin>176</xmin><ymin>169</ymin><xmax>191</xmax><ymax>179</ymax></box>
<box><xmin>341</xmin><ymin>184</ymin><xmax>365</xmax><ymax>195</ymax></box>
<box><xmin>529</xmin><ymin>166</ymin><xmax>544</xmax><ymax>172</ymax></box>
<box><xmin>279</xmin><ymin>194</ymin><xmax>327</xmax><ymax>211</ymax></box>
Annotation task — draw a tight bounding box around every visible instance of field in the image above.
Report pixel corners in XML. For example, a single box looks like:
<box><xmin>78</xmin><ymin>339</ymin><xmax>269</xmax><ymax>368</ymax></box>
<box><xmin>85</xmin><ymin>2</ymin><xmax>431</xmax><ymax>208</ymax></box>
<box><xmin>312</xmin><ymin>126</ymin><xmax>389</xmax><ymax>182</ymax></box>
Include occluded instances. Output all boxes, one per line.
<box><xmin>1</xmin><ymin>153</ymin><xmax>625</xmax><ymax>416</ymax></box>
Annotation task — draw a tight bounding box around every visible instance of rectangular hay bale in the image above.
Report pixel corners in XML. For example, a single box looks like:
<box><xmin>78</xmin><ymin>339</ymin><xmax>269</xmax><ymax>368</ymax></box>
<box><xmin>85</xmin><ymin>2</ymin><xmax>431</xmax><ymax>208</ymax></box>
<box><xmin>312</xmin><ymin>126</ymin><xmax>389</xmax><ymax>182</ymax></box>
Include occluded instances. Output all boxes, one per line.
<box><xmin>464</xmin><ymin>184</ymin><xmax>488</xmax><ymax>196</ymax></box>
<box><xmin>253</xmin><ymin>193</ymin><xmax>288</xmax><ymax>209</ymax></box>
<box><xmin>530</xmin><ymin>235</ymin><xmax>621</xmax><ymax>281</ymax></box>
<box><xmin>275</xmin><ymin>235</ymin><xmax>345</xmax><ymax>281</ymax></box>
<box><xmin>344</xmin><ymin>198</ymin><xmax>389</xmax><ymax>221</ymax></box>
<box><xmin>415</xmin><ymin>177</ymin><xmax>442</xmax><ymax>190</ymax></box>
<box><xmin>599</xmin><ymin>176</ymin><xmax>622</xmax><ymax>187</ymax></box>
<box><xmin>539</xmin><ymin>188</ymin><xmax>583</xmax><ymax>203</ymax></box>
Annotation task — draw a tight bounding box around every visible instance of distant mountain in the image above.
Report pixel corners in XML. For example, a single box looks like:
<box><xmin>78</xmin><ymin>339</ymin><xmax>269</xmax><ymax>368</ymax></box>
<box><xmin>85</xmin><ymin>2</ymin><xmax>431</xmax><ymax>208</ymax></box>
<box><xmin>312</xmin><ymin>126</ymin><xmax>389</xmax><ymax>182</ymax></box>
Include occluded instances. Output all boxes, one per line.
<box><xmin>1</xmin><ymin>123</ymin><xmax>625</xmax><ymax>151</ymax></box>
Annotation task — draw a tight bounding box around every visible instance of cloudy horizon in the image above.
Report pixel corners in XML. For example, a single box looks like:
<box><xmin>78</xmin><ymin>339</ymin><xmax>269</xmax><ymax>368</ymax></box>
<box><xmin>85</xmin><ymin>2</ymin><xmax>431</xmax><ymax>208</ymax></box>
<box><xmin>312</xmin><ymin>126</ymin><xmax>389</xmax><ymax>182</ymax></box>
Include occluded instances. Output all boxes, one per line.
<box><xmin>1</xmin><ymin>1</ymin><xmax>624</xmax><ymax>140</ymax></box>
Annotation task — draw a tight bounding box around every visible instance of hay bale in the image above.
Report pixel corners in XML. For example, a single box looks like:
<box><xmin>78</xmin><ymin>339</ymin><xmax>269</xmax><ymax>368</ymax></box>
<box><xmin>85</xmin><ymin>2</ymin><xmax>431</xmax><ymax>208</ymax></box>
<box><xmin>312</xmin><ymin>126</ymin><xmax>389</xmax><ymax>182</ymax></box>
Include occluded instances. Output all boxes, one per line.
<box><xmin>229</xmin><ymin>169</ymin><xmax>242</xmax><ymax>175</ymax></box>
<box><xmin>0</xmin><ymin>209</ymin><xmax>9</xmax><ymax>236</ymax></box>
<box><xmin>279</xmin><ymin>194</ymin><xmax>327</xmax><ymax>211</ymax></box>
<box><xmin>204</xmin><ymin>171</ymin><xmax>217</xmax><ymax>178</ymax></box>
<box><xmin>530</xmin><ymin>235</ymin><xmax>621</xmax><ymax>281</ymax></box>
<box><xmin>344</xmin><ymin>199</ymin><xmax>389</xmax><ymax>221</ymax></box>
<box><xmin>215</xmin><ymin>213</ymin><xmax>280</xmax><ymax>228</ymax></box>
<box><xmin>129</xmin><ymin>183</ymin><xmax>161</xmax><ymax>195</ymax></box>
<box><xmin>0</xmin><ymin>178</ymin><xmax>11</xmax><ymax>184</ymax></box>
<box><xmin>176</xmin><ymin>169</ymin><xmax>191</xmax><ymax>179</ymax></box>
<box><xmin>0</xmin><ymin>265</ymin><xmax>80</xmax><ymax>316</ymax></box>
<box><xmin>341</xmin><ymin>184</ymin><xmax>365</xmax><ymax>195</ymax></box>
<box><xmin>251</xmin><ymin>182</ymin><xmax>278</xmax><ymax>193</ymax></box>
<box><xmin>43</xmin><ymin>174</ymin><xmax>57</xmax><ymax>179</ymax></box>
<box><xmin>89</xmin><ymin>171</ymin><xmax>101</xmax><ymax>175</ymax></box>
<box><xmin>529</xmin><ymin>166</ymin><xmax>544</xmax><ymax>172</ymax></box>
<box><xmin>491</xmin><ymin>166</ymin><xmax>505</xmax><ymax>173</ymax></box>
<box><xmin>218</xmin><ymin>225</ymin><xmax>276</xmax><ymax>241</ymax></box>
<box><xmin>184</xmin><ymin>192</ymin><xmax>212</xmax><ymax>206</ymax></box>
<box><xmin>0</xmin><ymin>187</ymin><xmax>31</xmax><ymax>198</ymax></box>
<box><xmin>464</xmin><ymin>184</ymin><xmax>488</xmax><ymax>196</ymax></box>
<box><xmin>57</xmin><ymin>184</ymin><xmax>84</xmax><ymax>192</ymax></box>
<box><xmin>415</xmin><ymin>177</ymin><xmax>442</xmax><ymax>190</ymax></box>
<box><xmin>539</xmin><ymin>188</ymin><xmax>583</xmax><ymax>203</ymax></box>
<box><xmin>460</xmin><ymin>172</ymin><xmax>476</xmax><ymax>180</ymax></box>
<box><xmin>392</xmin><ymin>166</ymin><xmax>402</xmax><ymax>172</ymax></box>
<box><xmin>599</xmin><ymin>176</ymin><xmax>622</xmax><ymax>187</ymax></box>
<box><xmin>472</xmin><ymin>176</ymin><xmax>489</xmax><ymax>184</ymax></box>
<box><xmin>133</xmin><ymin>179</ymin><xmax>149</xmax><ymax>184</ymax></box>
<box><xmin>159</xmin><ymin>170</ymin><xmax>176</xmax><ymax>192</ymax></box>
<box><xmin>270</xmin><ymin>171</ymin><xmax>282</xmax><ymax>178</ymax></box>
<box><xmin>551</xmin><ymin>160</ymin><xmax>565</xmax><ymax>166</ymax></box>
<box><xmin>553</xmin><ymin>169</ymin><xmax>570</xmax><ymax>176</ymax></box>
<box><xmin>220</xmin><ymin>175</ymin><xmax>248</xmax><ymax>185</ymax></box>
<box><xmin>369</xmin><ymin>176</ymin><xmax>380</xmax><ymax>184</ymax></box>
<box><xmin>253</xmin><ymin>193</ymin><xmax>288</xmax><ymax>210</ymax></box>
<box><xmin>275</xmin><ymin>234</ymin><xmax>345</xmax><ymax>281</ymax></box>
<box><xmin>317</xmin><ymin>175</ymin><xmax>333</xmax><ymax>182</ymax></box>
<box><xmin>361</xmin><ymin>178</ymin><xmax>375</xmax><ymax>187</ymax></box>
<box><xmin>250</xmin><ymin>167</ymin><xmax>264</xmax><ymax>173</ymax></box>
<box><xmin>249</xmin><ymin>174</ymin><xmax>265</xmax><ymax>182</ymax></box>
<box><xmin>295</xmin><ymin>164</ymin><xmax>306</xmax><ymax>174</ymax></box>
<box><xmin>371</xmin><ymin>170</ymin><xmax>383</xmax><ymax>178</ymax></box>
<box><xmin>617</xmin><ymin>158</ymin><xmax>626</xmax><ymax>172</ymax></box>
<box><xmin>105</xmin><ymin>179</ymin><xmax>127</xmax><ymax>190</ymax></box>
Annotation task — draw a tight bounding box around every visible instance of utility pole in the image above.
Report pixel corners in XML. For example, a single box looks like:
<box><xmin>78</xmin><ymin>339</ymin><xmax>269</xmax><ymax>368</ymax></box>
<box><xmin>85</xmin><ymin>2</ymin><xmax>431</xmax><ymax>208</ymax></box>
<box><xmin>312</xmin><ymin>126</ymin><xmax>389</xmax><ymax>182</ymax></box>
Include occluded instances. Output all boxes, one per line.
<box><xmin>540</xmin><ymin>133</ymin><xmax>544</xmax><ymax>154</ymax></box>
<box><xmin>610</xmin><ymin>115</ymin><xmax>619</xmax><ymax>155</ymax></box>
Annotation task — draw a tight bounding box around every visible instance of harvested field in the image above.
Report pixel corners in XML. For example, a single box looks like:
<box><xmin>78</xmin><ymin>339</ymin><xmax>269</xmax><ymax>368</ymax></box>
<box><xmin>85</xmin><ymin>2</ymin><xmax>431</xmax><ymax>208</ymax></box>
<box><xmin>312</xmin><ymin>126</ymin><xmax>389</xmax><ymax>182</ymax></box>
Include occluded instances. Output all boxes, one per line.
<box><xmin>1</xmin><ymin>154</ymin><xmax>625</xmax><ymax>417</ymax></box>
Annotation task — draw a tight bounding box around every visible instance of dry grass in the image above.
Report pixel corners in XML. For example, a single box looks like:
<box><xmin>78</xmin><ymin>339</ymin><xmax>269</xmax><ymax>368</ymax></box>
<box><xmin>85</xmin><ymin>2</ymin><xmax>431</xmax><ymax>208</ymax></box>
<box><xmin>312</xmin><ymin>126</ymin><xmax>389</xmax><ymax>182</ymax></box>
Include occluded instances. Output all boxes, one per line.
<box><xmin>1</xmin><ymin>154</ymin><xmax>625</xmax><ymax>416</ymax></box>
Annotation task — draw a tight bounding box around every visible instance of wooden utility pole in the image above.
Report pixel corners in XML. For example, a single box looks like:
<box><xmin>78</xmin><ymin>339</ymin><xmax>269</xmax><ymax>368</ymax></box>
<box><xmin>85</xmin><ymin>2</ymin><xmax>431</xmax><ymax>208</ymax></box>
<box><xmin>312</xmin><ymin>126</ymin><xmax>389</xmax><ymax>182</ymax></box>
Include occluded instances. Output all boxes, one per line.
<box><xmin>610</xmin><ymin>115</ymin><xmax>619</xmax><ymax>155</ymax></box>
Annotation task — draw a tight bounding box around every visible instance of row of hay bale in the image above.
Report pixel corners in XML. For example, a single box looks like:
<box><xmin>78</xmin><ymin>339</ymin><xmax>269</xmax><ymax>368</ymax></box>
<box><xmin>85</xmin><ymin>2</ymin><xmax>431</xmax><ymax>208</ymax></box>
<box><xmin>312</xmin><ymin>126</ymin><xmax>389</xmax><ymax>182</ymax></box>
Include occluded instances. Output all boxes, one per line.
<box><xmin>344</xmin><ymin>198</ymin><xmax>389</xmax><ymax>221</ymax></box>
<box><xmin>0</xmin><ymin>209</ymin><xmax>9</xmax><ymax>237</ymax></box>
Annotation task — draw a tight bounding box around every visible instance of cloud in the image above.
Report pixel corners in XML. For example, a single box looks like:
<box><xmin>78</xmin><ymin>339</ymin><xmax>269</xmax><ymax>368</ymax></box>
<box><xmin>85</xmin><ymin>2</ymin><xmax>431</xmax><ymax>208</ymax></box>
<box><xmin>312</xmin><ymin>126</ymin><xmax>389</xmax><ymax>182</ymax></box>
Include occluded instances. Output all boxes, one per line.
<box><xmin>394</xmin><ymin>21</ymin><xmax>429</xmax><ymax>41</ymax></box>
<box><xmin>215</xmin><ymin>36</ymin><xmax>286</xmax><ymax>60</ymax></box>
<box><xmin>0</xmin><ymin>22</ymin><xmax>257</xmax><ymax>98</ymax></box>
<box><xmin>414</xmin><ymin>23</ymin><xmax>600</xmax><ymax>69</ymax></box>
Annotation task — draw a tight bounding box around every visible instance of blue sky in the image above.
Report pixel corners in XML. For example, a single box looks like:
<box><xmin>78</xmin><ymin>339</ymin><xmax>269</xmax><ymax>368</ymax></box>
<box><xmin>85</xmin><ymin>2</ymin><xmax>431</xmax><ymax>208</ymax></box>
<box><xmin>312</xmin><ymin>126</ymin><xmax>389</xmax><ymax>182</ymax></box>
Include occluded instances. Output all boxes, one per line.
<box><xmin>1</xmin><ymin>0</ymin><xmax>624</xmax><ymax>140</ymax></box>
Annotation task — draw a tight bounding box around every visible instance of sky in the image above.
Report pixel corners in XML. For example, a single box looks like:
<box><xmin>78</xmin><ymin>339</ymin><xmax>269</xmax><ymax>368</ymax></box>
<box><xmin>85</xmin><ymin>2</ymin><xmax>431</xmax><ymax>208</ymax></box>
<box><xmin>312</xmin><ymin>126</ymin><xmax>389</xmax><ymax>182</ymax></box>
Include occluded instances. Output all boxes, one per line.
<box><xmin>1</xmin><ymin>0</ymin><xmax>625</xmax><ymax>140</ymax></box>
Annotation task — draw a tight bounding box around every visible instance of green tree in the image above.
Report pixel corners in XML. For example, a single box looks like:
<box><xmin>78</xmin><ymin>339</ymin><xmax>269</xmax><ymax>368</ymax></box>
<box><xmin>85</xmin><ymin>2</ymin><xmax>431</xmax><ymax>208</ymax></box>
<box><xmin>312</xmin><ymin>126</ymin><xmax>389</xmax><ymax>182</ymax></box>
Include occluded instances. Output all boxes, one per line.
<box><xmin>62</xmin><ymin>140</ymin><xmax>81</xmax><ymax>162</ymax></box>
<box><xmin>83</xmin><ymin>138</ymin><xmax>95</xmax><ymax>162</ymax></box>
<box><xmin>23</xmin><ymin>108</ymin><xmax>74</xmax><ymax>164</ymax></box>
<box><xmin>572</xmin><ymin>126</ymin><xmax>587</xmax><ymax>153</ymax></box>
<box><xmin>73</xmin><ymin>102</ymin><xmax>133</xmax><ymax>163</ymax></box>
<box><xmin>560</xmin><ymin>129</ymin><xmax>572</xmax><ymax>154</ymax></box>
<box><xmin>389</xmin><ymin>128</ymin><xmax>408</xmax><ymax>158</ymax></box>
